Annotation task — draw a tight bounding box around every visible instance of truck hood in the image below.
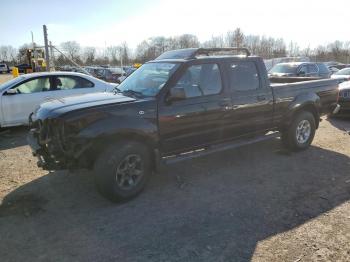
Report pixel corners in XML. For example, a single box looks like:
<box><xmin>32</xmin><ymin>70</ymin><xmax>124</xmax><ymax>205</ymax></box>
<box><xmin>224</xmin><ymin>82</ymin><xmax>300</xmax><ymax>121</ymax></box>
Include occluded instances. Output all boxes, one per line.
<box><xmin>34</xmin><ymin>92</ymin><xmax>135</xmax><ymax>120</ymax></box>
<box><xmin>339</xmin><ymin>80</ymin><xmax>350</xmax><ymax>90</ymax></box>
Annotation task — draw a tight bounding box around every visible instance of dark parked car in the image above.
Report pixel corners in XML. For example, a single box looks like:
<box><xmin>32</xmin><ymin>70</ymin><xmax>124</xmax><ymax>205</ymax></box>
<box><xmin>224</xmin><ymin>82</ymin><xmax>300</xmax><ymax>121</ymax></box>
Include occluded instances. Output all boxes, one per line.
<box><xmin>15</xmin><ymin>63</ymin><xmax>32</xmax><ymax>73</ymax></box>
<box><xmin>268</xmin><ymin>62</ymin><xmax>331</xmax><ymax>82</ymax></box>
<box><xmin>117</xmin><ymin>67</ymin><xmax>137</xmax><ymax>83</ymax></box>
<box><xmin>95</xmin><ymin>68</ymin><xmax>124</xmax><ymax>83</ymax></box>
<box><xmin>28</xmin><ymin>48</ymin><xmax>340</xmax><ymax>202</ymax></box>
<box><xmin>337</xmin><ymin>81</ymin><xmax>350</xmax><ymax>115</ymax></box>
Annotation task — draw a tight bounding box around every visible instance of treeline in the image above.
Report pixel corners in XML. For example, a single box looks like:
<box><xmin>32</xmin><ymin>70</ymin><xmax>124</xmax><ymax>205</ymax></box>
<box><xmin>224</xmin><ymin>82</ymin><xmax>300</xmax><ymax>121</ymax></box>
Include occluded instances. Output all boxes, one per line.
<box><xmin>1</xmin><ymin>28</ymin><xmax>350</xmax><ymax>66</ymax></box>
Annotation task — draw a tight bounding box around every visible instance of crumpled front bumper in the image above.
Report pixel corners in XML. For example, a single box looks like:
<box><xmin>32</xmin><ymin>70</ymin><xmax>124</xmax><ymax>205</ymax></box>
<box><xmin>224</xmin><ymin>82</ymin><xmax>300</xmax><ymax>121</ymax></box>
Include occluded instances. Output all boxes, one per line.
<box><xmin>27</xmin><ymin>129</ymin><xmax>66</xmax><ymax>170</ymax></box>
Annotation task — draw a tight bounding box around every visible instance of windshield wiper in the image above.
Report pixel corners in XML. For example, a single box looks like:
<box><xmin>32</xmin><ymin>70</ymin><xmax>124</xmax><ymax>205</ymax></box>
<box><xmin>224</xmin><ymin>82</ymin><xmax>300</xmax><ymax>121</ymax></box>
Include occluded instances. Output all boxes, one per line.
<box><xmin>122</xmin><ymin>89</ymin><xmax>145</xmax><ymax>98</ymax></box>
<box><xmin>113</xmin><ymin>86</ymin><xmax>122</xmax><ymax>94</ymax></box>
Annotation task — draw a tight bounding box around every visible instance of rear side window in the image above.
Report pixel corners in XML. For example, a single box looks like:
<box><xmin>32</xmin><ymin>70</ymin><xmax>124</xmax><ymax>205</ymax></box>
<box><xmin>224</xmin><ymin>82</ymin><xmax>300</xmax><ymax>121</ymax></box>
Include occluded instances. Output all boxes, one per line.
<box><xmin>298</xmin><ymin>65</ymin><xmax>308</xmax><ymax>74</ymax></box>
<box><xmin>52</xmin><ymin>76</ymin><xmax>94</xmax><ymax>90</ymax></box>
<box><xmin>229</xmin><ymin>62</ymin><xmax>260</xmax><ymax>91</ymax></box>
<box><xmin>307</xmin><ymin>64</ymin><xmax>318</xmax><ymax>73</ymax></box>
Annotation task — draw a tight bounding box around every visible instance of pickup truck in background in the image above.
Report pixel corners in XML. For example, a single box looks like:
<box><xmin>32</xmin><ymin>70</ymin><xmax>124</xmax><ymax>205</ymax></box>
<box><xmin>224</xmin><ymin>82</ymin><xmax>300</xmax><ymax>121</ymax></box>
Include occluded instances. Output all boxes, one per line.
<box><xmin>27</xmin><ymin>48</ymin><xmax>340</xmax><ymax>202</ymax></box>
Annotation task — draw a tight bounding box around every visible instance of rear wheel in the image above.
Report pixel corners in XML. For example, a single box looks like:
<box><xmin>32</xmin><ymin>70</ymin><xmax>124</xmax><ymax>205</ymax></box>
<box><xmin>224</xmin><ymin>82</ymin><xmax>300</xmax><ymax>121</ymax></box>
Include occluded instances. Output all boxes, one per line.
<box><xmin>282</xmin><ymin>111</ymin><xmax>316</xmax><ymax>151</ymax></box>
<box><xmin>94</xmin><ymin>141</ymin><xmax>152</xmax><ymax>202</ymax></box>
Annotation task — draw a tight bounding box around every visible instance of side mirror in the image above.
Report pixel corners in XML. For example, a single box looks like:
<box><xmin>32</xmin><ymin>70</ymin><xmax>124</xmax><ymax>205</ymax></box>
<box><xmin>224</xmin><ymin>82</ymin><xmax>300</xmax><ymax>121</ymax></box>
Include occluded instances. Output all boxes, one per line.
<box><xmin>5</xmin><ymin>89</ymin><xmax>17</xmax><ymax>95</ymax></box>
<box><xmin>298</xmin><ymin>71</ymin><xmax>306</xmax><ymax>77</ymax></box>
<box><xmin>167</xmin><ymin>87</ymin><xmax>186</xmax><ymax>102</ymax></box>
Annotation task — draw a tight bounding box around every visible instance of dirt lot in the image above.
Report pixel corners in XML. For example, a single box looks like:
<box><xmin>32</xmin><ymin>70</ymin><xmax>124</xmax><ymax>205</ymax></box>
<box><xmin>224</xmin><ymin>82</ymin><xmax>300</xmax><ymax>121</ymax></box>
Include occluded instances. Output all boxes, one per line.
<box><xmin>0</xmin><ymin>74</ymin><xmax>350</xmax><ymax>261</ymax></box>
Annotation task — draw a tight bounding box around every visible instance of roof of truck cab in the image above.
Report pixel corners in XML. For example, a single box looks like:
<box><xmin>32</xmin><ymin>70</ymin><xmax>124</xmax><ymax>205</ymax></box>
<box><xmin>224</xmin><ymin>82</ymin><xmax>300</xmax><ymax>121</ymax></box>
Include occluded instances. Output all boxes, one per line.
<box><xmin>148</xmin><ymin>55</ymin><xmax>261</xmax><ymax>64</ymax></box>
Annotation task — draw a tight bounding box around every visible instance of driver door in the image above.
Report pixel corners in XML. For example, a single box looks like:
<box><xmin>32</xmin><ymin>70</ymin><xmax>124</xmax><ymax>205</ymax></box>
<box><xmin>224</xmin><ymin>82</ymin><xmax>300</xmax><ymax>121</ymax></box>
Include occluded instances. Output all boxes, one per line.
<box><xmin>1</xmin><ymin>76</ymin><xmax>52</xmax><ymax>126</ymax></box>
<box><xmin>158</xmin><ymin>62</ymin><xmax>233</xmax><ymax>154</ymax></box>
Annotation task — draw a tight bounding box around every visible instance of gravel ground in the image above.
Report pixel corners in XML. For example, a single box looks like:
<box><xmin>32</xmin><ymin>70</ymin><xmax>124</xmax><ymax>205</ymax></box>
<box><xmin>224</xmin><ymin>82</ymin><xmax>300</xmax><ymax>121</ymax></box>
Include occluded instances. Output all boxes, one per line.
<box><xmin>0</xmin><ymin>74</ymin><xmax>350</xmax><ymax>261</ymax></box>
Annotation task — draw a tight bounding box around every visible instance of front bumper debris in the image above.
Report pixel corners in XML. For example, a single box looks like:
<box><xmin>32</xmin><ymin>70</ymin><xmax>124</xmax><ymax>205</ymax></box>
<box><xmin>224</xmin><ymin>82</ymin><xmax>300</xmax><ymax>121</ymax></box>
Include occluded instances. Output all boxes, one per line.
<box><xmin>27</xmin><ymin>129</ymin><xmax>65</xmax><ymax>170</ymax></box>
<box><xmin>332</xmin><ymin>104</ymin><xmax>341</xmax><ymax>114</ymax></box>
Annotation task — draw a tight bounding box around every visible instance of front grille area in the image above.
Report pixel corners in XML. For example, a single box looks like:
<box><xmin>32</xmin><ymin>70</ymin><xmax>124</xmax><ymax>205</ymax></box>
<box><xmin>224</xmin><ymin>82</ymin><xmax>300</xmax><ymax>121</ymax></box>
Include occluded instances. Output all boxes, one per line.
<box><xmin>340</xmin><ymin>90</ymin><xmax>350</xmax><ymax>99</ymax></box>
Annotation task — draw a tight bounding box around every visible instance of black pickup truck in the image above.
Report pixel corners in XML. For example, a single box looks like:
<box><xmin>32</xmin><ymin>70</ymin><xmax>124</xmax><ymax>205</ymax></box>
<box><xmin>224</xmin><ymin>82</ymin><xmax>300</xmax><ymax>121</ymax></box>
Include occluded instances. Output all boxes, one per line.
<box><xmin>28</xmin><ymin>48</ymin><xmax>340</xmax><ymax>202</ymax></box>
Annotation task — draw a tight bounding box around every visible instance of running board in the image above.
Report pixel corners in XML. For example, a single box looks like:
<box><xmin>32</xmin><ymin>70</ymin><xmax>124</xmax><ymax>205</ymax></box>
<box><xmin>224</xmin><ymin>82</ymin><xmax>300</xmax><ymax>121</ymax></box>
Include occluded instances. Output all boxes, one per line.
<box><xmin>162</xmin><ymin>132</ymin><xmax>280</xmax><ymax>165</ymax></box>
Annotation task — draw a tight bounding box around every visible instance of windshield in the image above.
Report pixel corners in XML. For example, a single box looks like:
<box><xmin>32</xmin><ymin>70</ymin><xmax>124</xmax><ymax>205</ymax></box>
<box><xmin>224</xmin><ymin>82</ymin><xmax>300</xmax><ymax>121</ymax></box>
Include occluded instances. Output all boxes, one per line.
<box><xmin>334</xmin><ymin>68</ymin><xmax>350</xmax><ymax>75</ymax></box>
<box><xmin>269</xmin><ymin>64</ymin><xmax>298</xmax><ymax>74</ymax></box>
<box><xmin>117</xmin><ymin>62</ymin><xmax>180</xmax><ymax>97</ymax></box>
<box><xmin>0</xmin><ymin>76</ymin><xmax>25</xmax><ymax>91</ymax></box>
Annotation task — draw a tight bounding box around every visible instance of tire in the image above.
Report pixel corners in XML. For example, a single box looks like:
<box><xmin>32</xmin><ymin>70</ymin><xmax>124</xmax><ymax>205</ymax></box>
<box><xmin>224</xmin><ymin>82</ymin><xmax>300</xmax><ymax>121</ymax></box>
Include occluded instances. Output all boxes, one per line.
<box><xmin>281</xmin><ymin>111</ymin><xmax>316</xmax><ymax>151</ymax></box>
<box><xmin>94</xmin><ymin>141</ymin><xmax>152</xmax><ymax>202</ymax></box>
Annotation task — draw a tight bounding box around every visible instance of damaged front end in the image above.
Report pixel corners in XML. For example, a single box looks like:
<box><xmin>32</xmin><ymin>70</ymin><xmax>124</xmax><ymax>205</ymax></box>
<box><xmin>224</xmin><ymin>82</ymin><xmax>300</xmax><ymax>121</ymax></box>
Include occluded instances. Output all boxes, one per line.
<box><xmin>27</xmin><ymin>113</ymin><xmax>92</xmax><ymax>170</ymax></box>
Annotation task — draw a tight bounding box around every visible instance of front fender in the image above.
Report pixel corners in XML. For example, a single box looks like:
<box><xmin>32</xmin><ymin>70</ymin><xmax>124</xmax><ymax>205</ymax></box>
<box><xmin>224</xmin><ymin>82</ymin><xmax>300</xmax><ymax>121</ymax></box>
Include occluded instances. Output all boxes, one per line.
<box><xmin>76</xmin><ymin>115</ymin><xmax>159</xmax><ymax>146</ymax></box>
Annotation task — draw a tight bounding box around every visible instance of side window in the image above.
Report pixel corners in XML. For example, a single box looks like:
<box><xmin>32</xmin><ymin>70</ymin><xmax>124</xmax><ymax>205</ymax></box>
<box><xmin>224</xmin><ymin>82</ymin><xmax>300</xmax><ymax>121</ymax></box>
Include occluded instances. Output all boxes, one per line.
<box><xmin>229</xmin><ymin>62</ymin><xmax>260</xmax><ymax>91</ymax></box>
<box><xmin>173</xmin><ymin>63</ymin><xmax>222</xmax><ymax>98</ymax></box>
<box><xmin>15</xmin><ymin>77</ymin><xmax>50</xmax><ymax>94</ymax></box>
<box><xmin>76</xmin><ymin>77</ymin><xmax>94</xmax><ymax>88</ymax></box>
<box><xmin>52</xmin><ymin>76</ymin><xmax>94</xmax><ymax>90</ymax></box>
<box><xmin>307</xmin><ymin>64</ymin><xmax>318</xmax><ymax>74</ymax></box>
<box><xmin>96</xmin><ymin>69</ymin><xmax>105</xmax><ymax>77</ymax></box>
<box><xmin>298</xmin><ymin>65</ymin><xmax>308</xmax><ymax>75</ymax></box>
<box><xmin>317</xmin><ymin>63</ymin><xmax>330</xmax><ymax>74</ymax></box>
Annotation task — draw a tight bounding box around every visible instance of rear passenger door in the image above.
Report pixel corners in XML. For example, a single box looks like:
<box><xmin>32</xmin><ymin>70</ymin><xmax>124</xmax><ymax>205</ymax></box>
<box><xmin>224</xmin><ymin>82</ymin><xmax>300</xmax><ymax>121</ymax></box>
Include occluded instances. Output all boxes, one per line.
<box><xmin>226</xmin><ymin>61</ymin><xmax>274</xmax><ymax>136</ymax></box>
<box><xmin>158</xmin><ymin>62</ymin><xmax>233</xmax><ymax>154</ymax></box>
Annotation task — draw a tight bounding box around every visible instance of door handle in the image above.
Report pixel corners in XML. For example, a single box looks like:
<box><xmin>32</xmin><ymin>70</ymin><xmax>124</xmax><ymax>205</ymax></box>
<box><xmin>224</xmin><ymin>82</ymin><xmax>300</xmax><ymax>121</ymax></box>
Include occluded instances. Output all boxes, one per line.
<box><xmin>219</xmin><ymin>102</ymin><xmax>230</xmax><ymax>107</ymax></box>
<box><xmin>219</xmin><ymin>101</ymin><xmax>231</xmax><ymax>110</ymax></box>
<box><xmin>257</xmin><ymin>95</ymin><xmax>266</xmax><ymax>101</ymax></box>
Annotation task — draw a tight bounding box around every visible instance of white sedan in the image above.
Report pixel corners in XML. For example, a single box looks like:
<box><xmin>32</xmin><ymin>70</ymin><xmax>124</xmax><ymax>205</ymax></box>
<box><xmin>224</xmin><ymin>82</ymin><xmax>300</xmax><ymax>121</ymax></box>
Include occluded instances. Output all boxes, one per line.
<box><xmin>0</xmin><ymin>72</ymin><xmax>116</xmax><ymax>127</ymax></box>
<box><xmin>331</xmin><ymin>68</ymin><xmax>350</xmax><ymax>81</ymax></box>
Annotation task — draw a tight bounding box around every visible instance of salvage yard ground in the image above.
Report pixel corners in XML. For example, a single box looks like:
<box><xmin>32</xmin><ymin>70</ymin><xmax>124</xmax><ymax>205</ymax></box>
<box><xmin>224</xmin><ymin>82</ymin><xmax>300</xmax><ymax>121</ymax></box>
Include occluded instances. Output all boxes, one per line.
<box><xmin>0</xmin><ymin>74</ymin><xmax>350</xmax><ymax>261</ymax></box>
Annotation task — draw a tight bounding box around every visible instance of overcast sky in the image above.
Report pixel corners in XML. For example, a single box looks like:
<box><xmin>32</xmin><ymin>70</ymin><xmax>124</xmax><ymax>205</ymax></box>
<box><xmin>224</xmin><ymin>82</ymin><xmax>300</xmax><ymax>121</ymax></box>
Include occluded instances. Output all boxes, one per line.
<box><xmin>1</xmin><ymin>0</ymin><xmax>350</xmax><ymax>49</ymax></box>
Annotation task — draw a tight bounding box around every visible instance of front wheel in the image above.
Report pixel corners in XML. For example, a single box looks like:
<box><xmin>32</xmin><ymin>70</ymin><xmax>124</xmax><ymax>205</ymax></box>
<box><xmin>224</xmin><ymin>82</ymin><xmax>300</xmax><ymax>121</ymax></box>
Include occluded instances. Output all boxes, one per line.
<box><xmin>281</xmin><ymin>111</ymin><xmax>316</xmax><ymax>151</ymax></box>
<box><xmin>94</xmin><ymin>141</ymin><xmax>152</xmax><ymax>202</ymax></box>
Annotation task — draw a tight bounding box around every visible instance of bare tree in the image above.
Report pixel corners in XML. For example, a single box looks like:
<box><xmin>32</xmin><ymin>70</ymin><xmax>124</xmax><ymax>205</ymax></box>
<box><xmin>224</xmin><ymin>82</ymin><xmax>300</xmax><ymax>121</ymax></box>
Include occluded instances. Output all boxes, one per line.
<box><xmin>106</xmin><ymin>46</ymin><xmax>119</xmax><ymax>64</ymax></box>
<box><xmin>176</xmin><ymin>34</ymin><xmax>199</xmax><ymax>49</ymax></box>
<box><xmin>0</xmin><ymin>45</ymin><xmax>17</xmax><ymax>63</ymax></box>
<box><xmin>202</xmin><ymin>35</ymin><xmax>225</xmax><ymax>48</ymax></box>
<box><xmin>119</xmin><ymin>42</ymin><xmax>130</xmax><ymax>65</ymax></box>
<box><xmin>60</xmin><ymin>41</ymin><xmax>81</xmax><ymax>61</ymax></box>
<box><xmin>288</xmin><ymin>41</ymin><xmax>300</xmax><ymax>57</ymax></box>
<box><xmin>301</xmin><ymin>45</ymin><xmax>311</xmax><ymax>58</ymax></box>
<box><xmin>83</xmin><ymin>47</ymin><xmax>96</xmax><ymax>65</ymax></box>
<box><xmin>226</xmin><ymin>28</ymin><xmax>244</xmax><ymax>47</ymax></box>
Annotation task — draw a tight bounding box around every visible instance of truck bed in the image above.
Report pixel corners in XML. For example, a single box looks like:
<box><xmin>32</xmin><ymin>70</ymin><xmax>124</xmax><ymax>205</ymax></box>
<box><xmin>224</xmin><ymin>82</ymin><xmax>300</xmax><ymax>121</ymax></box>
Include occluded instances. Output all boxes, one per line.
<box><xmin>271</xmin><ymin>79</ymin><xmax>339</xmax><ymax>123</ymax></box>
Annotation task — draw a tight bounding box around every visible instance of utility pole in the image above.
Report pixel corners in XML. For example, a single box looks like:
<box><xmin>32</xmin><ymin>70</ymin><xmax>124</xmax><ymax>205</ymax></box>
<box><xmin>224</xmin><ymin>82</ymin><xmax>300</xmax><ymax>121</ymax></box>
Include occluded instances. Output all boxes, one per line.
<box><xmin>49</xmin><ymin>41</ymin><xmax>55</xmax><ymax>70</ymax></box>
<box><xmin>43</xmin><ymin>25</ymin><xmax>50</xmax><ymax>71</ymax></box>
<box><xmin>31</xmin><ymin>31</ymin><xmax>34</xmax><ymax>49</ymax></box>
<box><xmin>31</xmin><ymin>31</ymin><xmax>37</xmax><ymax>70</ymax></box>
